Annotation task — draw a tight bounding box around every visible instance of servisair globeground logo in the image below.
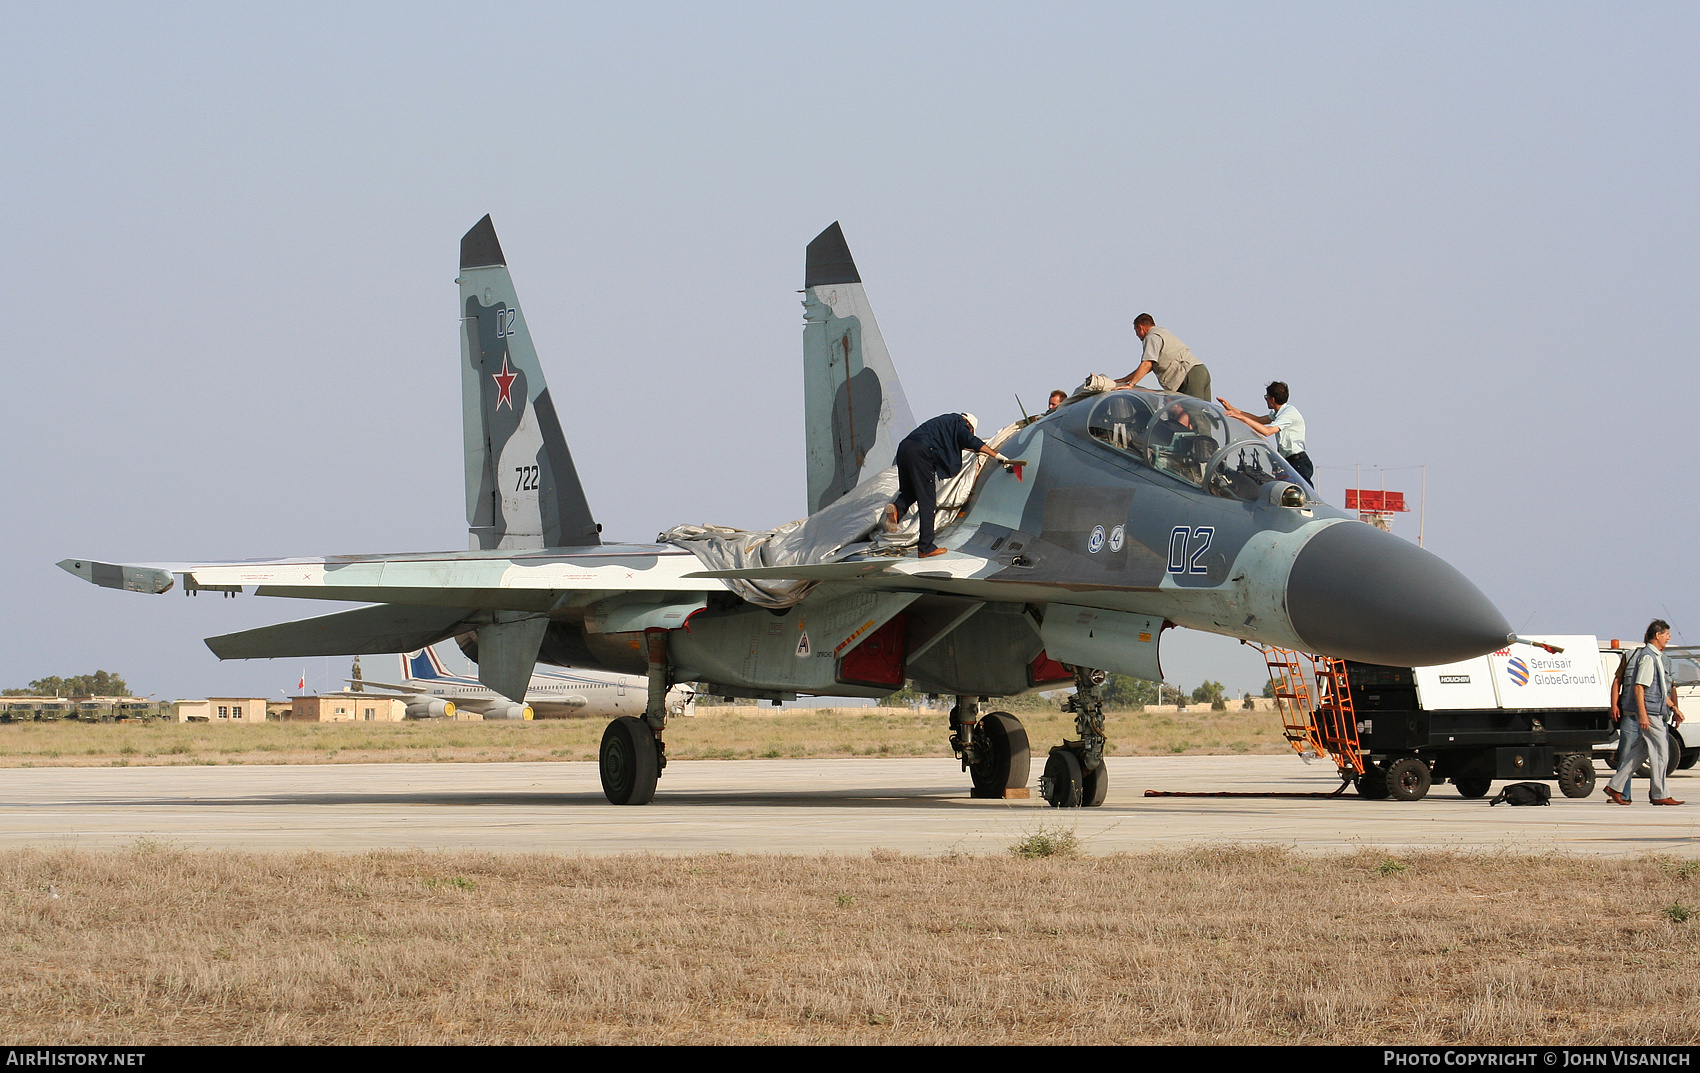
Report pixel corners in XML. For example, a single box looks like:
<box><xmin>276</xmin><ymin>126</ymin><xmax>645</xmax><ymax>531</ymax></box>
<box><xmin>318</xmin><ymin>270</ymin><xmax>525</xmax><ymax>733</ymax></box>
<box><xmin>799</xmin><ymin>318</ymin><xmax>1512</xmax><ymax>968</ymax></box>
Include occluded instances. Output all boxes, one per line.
<box><xmin>1507</xmin><ymin>655</ymin><xmax>1598</xmax><ymax>687</ymax></box>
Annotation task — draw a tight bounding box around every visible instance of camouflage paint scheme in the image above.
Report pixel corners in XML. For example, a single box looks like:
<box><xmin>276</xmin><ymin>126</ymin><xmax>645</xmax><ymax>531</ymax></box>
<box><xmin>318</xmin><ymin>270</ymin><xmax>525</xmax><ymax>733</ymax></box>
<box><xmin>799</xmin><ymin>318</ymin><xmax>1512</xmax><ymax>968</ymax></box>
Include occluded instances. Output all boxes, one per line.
<box><xmin>60</xmin><ymin>218</ymin><xmax>1513</xmax><ymax>707</ymax></box>
<box><xmin>801</xmin><ymin>222</ymin><xmax>915</xmax><ymax>516</ymax></box>
<box><xmin>458</xmin><ymin>218</ymin><xmax>600</xmax><ymax>551</ymax></box>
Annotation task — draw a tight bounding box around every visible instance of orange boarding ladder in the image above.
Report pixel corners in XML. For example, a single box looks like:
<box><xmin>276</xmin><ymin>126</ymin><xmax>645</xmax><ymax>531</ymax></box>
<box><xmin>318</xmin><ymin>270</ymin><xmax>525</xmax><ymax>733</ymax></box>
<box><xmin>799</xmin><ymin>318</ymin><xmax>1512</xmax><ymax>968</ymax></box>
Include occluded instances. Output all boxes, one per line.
<box><xmin>1256</xmin><ymin>645</ymin><xmax>1366</xmax><ymax>778</ymax></box>
<box><xmin>1259</xmin><ymin>645</ymin><xmax>1319</xmax><ymax>756</ymax></box>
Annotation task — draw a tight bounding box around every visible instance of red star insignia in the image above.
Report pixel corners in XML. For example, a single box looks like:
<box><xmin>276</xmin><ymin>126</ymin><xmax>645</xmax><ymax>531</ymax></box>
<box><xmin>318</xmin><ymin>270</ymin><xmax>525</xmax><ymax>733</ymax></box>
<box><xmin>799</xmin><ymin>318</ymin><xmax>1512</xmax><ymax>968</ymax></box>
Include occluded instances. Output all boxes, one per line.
<box><xmin>492</xmin><ymin>354</ymin><xmax>518</xmax><ymax>411</ymax></box>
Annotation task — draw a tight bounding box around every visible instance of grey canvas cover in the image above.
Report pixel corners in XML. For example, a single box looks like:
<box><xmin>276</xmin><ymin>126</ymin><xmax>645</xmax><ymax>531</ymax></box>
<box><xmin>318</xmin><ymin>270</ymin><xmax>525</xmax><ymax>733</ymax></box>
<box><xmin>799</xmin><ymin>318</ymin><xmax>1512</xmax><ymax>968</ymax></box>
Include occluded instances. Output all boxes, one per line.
<box><xmin>661</xmin><ymin>425</ymin><xmax>1017</xmax><ymax>608</ymax></box>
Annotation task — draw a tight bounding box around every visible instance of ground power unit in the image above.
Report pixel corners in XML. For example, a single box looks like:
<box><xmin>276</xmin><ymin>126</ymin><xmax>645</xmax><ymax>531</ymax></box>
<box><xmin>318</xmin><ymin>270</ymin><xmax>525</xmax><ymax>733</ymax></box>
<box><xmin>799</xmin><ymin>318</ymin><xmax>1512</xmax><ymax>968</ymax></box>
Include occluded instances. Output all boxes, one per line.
<box><xmin>1346</xmin><ymin>635</ymin><xmax>1616</xmax><ymax>801</ymax></box>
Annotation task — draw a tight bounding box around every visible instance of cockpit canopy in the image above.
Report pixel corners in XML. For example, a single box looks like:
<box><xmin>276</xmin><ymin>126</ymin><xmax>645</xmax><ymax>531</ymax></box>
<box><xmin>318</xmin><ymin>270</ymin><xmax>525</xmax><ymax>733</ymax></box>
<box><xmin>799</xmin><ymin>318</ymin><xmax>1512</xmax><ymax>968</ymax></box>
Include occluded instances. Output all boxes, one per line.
<box><xmin>1087</xmin><ymin>392</ymin><xmax>1228</xmax><ymax>487</ymax></box>
<box><xmin>1206</xmin><ymin>440</ymin><xmax>1307</xmax><ymax>501</ymax></box>
<box><xmin>1086</xmin><ymin>392</ymin><xmax>1157</xmax><ymax>454</ymax></box>
<box><xmin>1146</xmin><ymin>397</ymin><xmax>1230</xmax><ymax>487</ymax></box>
<box><xmin>1083</xmin><ymin>390</ymin><xmax>1312</xmax><ymax>500</ymax></box>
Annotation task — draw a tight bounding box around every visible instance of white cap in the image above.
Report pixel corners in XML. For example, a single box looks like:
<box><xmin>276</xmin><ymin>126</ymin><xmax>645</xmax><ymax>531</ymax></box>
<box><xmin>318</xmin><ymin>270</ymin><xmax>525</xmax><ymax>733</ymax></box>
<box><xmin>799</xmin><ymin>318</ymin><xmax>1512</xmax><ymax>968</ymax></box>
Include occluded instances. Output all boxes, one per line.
<box><xmin>961</xmin><ymin>412</ymin><xmax>978</xmax><ymax>432</ymax></box>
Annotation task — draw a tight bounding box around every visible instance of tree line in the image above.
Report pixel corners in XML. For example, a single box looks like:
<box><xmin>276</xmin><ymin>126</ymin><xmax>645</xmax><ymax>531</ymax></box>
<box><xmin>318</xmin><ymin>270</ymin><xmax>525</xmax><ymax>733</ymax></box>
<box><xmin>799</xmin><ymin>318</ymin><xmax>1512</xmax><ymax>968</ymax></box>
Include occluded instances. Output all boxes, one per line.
<box><xmin>1098</xmin><ymin>675</ymin><xmax>1232</xmax><ymax>710</ymax></box>
<box><xmin>3</xmin><ymin>671</ymin><xmax>133</xmax><ymax>698</ymax></box>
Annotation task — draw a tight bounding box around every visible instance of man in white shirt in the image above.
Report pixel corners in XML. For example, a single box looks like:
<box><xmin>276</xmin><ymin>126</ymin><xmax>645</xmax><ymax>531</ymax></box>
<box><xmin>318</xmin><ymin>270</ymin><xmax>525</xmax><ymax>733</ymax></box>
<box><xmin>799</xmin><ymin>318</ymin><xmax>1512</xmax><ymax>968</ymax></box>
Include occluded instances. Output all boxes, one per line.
<box><xmin>1114</xmin><ymin>314</ymin><xmax>1212</xmax><ymax>400</ymax></box>
<box><xmin>1218</xmin><ymin>381</ymin><xmax>1313</xmax><ymax>484</ymax></box>
<box><xmin>1605</xmin><ymin>620</ymin><xmax>1686</xmax><ymax>806</ymax></box>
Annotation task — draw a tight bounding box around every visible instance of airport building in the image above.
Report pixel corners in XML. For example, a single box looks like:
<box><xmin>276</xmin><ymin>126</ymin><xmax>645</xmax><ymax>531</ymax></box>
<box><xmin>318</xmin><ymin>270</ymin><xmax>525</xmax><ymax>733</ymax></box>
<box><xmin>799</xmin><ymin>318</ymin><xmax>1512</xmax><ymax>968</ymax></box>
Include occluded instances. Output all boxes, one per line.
<box><xmin>278</xmin><ymin>694</ymin><xmax>408</xmax><ymax>722</ymax></box>
<box><xmin>176</xmin><ymin>698</ymin><xmax>269</xmax><ymax>723</ymax></box>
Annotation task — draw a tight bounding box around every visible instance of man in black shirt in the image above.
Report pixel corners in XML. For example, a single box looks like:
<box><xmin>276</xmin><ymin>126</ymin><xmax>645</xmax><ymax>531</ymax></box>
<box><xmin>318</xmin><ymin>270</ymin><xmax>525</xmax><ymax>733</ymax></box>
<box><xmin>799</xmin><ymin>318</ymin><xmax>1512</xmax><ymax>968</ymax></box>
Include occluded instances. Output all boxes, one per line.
<box><xmin>883</xmin><ymin>412</ymin><xmax>1011</xmax><ymax>557</ymax></box>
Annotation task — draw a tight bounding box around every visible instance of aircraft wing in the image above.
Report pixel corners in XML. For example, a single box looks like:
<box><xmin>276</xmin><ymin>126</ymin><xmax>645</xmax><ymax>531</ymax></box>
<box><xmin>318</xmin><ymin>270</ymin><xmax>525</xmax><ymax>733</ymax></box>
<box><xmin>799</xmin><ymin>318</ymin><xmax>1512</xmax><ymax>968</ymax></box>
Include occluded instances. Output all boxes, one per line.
<box><xmin>348</xmin><ymin>679</ymin><xmax>427</xmax><ymax>695</ymax></box>
<box><xmin>681</xmin><ymin>561</ymin><xmax>898</xmax><ymax>581</ymax></box>
<box><xmin>62</xmin><ymin>545</ymin><xmax>996</xmax><ymax>600</ymax></box>
<box><xmin>60</xmin><ymin>544</ymin><xmax>722</xmax><ymax>609</ymax></box>
<box><xmin>59</xmin><ymin>545</ymin><xmax>738</xmax><ymax>703</ymax></box>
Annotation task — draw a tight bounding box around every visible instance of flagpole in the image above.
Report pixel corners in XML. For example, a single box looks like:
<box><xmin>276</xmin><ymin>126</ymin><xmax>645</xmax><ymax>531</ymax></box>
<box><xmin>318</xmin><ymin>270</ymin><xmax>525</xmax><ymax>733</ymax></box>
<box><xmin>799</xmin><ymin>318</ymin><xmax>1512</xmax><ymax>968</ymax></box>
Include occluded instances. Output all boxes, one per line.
<box><xmin>1419</xmin><ymin>465</ymin><xmax>1427</xmax><ymax>548</ymax></box>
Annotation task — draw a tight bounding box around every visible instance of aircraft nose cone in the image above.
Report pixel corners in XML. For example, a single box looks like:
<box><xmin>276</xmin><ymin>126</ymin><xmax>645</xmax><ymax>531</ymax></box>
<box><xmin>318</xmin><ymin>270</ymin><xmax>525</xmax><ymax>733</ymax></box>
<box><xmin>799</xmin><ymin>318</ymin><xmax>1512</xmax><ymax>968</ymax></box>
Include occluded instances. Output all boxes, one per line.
<box><xmin>1286</xmin><ymin>521</ymin><xmax>1512</xmax><ymax>666</ymax></box>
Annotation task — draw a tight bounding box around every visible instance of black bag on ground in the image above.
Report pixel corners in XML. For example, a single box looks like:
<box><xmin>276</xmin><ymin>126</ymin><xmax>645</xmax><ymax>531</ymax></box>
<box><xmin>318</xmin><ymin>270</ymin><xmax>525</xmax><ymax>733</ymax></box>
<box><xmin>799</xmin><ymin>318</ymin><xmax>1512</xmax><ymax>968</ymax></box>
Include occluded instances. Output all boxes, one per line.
<box><xmin>1488</xmin><ymin>782</ymin><xmax>1551</xmax><ymax>806</ymax></box>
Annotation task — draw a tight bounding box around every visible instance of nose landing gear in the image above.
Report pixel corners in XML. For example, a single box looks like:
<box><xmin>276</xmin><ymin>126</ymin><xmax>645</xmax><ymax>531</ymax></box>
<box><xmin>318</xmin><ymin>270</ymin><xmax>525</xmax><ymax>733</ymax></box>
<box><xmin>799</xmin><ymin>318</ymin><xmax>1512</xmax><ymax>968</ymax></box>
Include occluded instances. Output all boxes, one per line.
<box><xmin>1038</xmin><ymin>666</ymin><xmax>1111</xmax><ymax>808</ymax></box>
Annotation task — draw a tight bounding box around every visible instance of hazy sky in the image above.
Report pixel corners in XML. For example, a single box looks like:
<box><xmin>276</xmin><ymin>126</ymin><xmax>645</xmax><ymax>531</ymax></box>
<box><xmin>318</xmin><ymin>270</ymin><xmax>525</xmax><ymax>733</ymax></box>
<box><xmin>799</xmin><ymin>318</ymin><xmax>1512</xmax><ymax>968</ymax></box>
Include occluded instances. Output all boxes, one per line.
<box><xmin>4</xmin><ymin>2</ymin><xmax>1696</xmax><ymax>701</ymax></box>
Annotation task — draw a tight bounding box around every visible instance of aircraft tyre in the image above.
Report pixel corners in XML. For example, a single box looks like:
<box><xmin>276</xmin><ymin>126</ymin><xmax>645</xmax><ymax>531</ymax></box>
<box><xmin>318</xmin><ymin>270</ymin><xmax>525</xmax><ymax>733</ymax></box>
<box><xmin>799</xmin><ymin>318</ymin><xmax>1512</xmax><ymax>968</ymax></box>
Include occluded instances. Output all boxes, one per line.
<box><xmin>1681</xmin><ymin>747</ymin><xmax>1699</xmax><ymax>771</ymax></box>
<box><xmin>1556</xmin><ymin>753</ymin><xmax>1596</xmax><ymax>798</ymax></box>
<box><xmin>1040</xmin><ymin>747</ymin><xmax>1084</xmax><ymax>808</ymax></box>
<box><xmin>1356</xmin><ymin>764</ymin><xmax>1390</xmax><ymax>800</ymax></box>
<box><xmin>1081</xmin><ymin>757</ymin><xmax>1109</xmax><ymax>807</ymax></box>
<box><xmin>1385</xmin><ymin>756</ymin><xmax>1431</xmax><ymax>801</ymax></box>
<box><xmin>969</xmin><ymin>712</ymin><xmax>1031</xmax><ymax>798</ymax></box>
<box><xmin>1453</xmin><ymin>777</ymin><xmax>1492</xmax><ymax>799</ymax></box>
<box><xmin>599</xmin><ymin>716</ymin><xmax>659</xmax><ymax>806</ymax></box>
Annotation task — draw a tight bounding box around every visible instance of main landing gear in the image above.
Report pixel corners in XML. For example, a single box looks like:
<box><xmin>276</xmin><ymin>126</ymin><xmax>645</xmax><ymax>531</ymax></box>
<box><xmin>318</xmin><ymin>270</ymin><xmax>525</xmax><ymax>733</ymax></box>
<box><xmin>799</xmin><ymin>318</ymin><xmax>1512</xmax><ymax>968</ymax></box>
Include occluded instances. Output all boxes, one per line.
<box><xmin>949</xmin><ymin>697</ymin><xmax>1032</xmax><ymax>799</ymax></box>
<box><xmin>599</xmin><ymin>631</ymin><xmax>671</xmax><ymax>805</ymax></box>
<box><xmin>1038</xmin><ymin>666</ymin><xmax>1110</xmax><ymax>808</ymax></box>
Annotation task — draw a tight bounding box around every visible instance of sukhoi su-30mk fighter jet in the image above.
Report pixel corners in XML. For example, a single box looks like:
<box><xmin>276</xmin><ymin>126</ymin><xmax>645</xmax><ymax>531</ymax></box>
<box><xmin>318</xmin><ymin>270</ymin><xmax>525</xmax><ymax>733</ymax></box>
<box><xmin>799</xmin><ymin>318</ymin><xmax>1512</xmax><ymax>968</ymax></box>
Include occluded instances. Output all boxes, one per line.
<box><xmin>60</xmin><ymin>216</ymin><xmax>1515</xmax><ymax>806</ymax></box>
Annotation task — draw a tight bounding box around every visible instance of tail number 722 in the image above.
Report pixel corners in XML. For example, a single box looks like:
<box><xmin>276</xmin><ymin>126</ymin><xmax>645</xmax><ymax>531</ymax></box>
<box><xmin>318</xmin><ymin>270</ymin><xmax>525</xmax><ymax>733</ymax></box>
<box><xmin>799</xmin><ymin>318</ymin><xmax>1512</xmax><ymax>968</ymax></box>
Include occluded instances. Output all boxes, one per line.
<box><xmin>514</xmin><ymin>465</ymin><xmax>540</xmax><ymax>491</ymax></box>
<box><xmin>1167</xmin><ymin>526</ymin><xmax>1214</xmax><ymax>575</ymax></box>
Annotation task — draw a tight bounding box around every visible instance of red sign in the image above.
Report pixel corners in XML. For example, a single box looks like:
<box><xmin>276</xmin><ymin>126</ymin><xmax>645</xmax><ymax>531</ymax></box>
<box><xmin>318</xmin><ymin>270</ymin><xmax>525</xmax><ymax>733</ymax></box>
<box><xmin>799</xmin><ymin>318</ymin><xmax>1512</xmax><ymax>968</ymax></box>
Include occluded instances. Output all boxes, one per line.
<box><xmin>1344</xmin><ymin>489</ymin><xmax>1408</xmax><ymax>513</ymax></box>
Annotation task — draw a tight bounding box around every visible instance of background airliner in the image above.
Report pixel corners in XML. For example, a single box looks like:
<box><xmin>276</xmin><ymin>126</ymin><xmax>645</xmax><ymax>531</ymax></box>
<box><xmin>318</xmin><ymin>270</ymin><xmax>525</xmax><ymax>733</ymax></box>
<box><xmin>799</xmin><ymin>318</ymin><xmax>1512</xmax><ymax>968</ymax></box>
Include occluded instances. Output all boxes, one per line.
<box><xmin>360</xmin><ymin>645</ymin><xmax>695</xmax><ymax>721</ymax></box>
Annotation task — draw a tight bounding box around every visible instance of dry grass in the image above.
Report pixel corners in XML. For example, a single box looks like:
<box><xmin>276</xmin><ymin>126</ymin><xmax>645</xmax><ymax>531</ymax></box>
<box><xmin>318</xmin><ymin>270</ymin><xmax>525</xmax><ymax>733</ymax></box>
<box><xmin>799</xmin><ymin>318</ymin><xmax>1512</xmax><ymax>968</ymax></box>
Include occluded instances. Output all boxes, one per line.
<box><xmin>2</xmin><ymin>845</ymin><xmax>1697</xmax><ymax>1045</ymax></box>
<box><xmin>0</xmin><ymin>704</ymin><xmax>1290</xmax><ymax>768</ymax></box>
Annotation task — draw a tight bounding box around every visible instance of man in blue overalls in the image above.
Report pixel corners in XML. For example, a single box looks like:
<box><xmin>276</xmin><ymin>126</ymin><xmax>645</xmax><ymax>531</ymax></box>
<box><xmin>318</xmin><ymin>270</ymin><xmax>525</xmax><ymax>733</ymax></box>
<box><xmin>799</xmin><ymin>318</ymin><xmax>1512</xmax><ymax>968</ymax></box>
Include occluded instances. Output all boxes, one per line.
<box><xmin>1604</xmin><ymin>619</ymin><xmax>1686</xmax><ymax>806</ymax></box>
<box><xmin>883</xmin><ymin>412</ymin><xmax>1011</xmax><ymax>558</ymax></box>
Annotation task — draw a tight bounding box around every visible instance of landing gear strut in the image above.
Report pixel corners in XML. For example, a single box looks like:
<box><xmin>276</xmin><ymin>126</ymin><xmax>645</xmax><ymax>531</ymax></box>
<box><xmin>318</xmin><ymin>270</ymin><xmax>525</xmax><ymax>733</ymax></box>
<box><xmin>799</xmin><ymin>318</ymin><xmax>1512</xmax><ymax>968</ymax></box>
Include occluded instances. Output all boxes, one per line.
<box><xmin>1039</xmin><ymin>666</ymin><xmax>1110</xmax><ymax>808</ymax></box>
<box><xmin>599</xmin><ymin>630</ymin><xmax>671</xmax><ymax>805</ymax></box>
<box><xmin>949</xmin><ymin>697</ymin><xmax>1032</xmax><ymax>799</ymax></box>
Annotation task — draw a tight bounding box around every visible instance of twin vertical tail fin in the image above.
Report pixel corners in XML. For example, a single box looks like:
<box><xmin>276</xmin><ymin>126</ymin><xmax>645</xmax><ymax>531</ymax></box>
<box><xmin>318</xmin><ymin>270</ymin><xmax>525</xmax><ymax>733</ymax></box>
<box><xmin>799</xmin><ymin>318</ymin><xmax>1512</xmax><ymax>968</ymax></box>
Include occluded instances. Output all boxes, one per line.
<box><xmin>465</xmin><ymin>217</ymin><xmax>907</xmax><ymax>532</ymax></box>
<box><xmin>459</xmin><ymin>216</ymin><xmax>598</xmax><ymax>701</ymax></box>
<box><xmin>459</xmin><ymin>215</ymin><xmax>601</xmax><ymax>550</ymax></box>
<box><xmin>801</xmin><ymin>223</ymin><xmax>915</xmax><ymax>516</ymax></box>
